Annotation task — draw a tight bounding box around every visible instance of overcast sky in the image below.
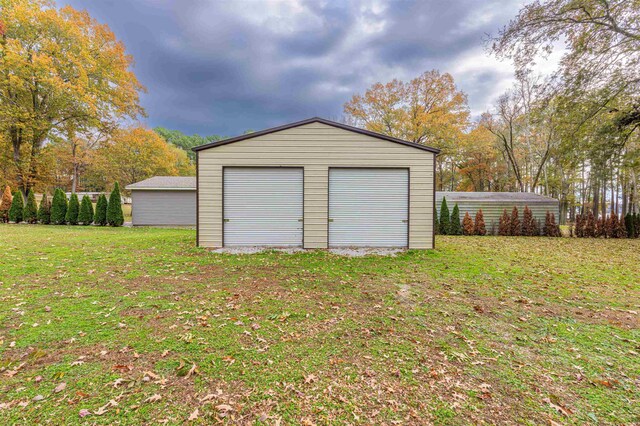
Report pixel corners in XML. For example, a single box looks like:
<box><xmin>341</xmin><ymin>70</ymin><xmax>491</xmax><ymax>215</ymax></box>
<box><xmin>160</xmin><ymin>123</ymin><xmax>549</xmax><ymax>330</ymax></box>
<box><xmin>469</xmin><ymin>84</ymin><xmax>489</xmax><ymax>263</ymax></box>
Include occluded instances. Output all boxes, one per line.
<box><xmin>63</xmin><ymin>0</ymin><xmax>539</xmax><ymax>137</ymax></box>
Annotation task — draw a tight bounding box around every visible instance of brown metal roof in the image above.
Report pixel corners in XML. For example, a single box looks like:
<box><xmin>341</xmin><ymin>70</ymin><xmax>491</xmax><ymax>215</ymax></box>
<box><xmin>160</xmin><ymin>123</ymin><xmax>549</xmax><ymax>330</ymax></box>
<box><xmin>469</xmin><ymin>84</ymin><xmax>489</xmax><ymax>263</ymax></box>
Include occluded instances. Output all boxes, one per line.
<box><xmin>191</xmin><ymin>117</ymin><xmax>441</xmax><ymax>154</ymax></box>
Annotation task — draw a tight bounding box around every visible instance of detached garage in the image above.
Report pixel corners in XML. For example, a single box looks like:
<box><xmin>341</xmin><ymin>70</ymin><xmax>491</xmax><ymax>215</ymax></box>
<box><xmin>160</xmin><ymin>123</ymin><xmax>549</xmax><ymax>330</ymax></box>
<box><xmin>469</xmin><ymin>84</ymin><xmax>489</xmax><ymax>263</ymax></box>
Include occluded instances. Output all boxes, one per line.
<box><xmin>126</xmin><ymin>176</ymin><xmax>196</xmax><ymax>226</ymax></box>
<box><xmin>193</xmin><ymin>117</ymin><xmax>439</xmax><ymax>249</ymax></box>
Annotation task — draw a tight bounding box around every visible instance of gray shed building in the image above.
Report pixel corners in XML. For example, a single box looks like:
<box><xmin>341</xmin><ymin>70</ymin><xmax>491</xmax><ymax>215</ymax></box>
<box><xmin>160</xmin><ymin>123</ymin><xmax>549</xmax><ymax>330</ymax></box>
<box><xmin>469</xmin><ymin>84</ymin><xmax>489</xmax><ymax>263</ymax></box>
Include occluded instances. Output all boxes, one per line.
<box><xmin>126</xmin><ymin>177</ymin><xmax>196</xmax><ymax>226</ymax></box>
<box><xmin>436</xmin><ymin>191</ymin><xmax>560</xmax><ymax>232</ymax></box>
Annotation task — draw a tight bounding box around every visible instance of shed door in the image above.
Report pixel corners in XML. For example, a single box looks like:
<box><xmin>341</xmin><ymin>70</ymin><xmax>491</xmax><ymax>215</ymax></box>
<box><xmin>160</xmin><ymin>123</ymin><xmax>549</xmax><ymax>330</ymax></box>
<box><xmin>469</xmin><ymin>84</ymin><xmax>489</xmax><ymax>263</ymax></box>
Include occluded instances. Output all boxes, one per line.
<box><xmin>329</xmin><ymin>168</ymin><xmax>408</xmax><ymax>247</ymax></box>
<box><xmin>223</xmin><ymin>167</ymin><xmax>303</xmax><ymax>246</ymax></box>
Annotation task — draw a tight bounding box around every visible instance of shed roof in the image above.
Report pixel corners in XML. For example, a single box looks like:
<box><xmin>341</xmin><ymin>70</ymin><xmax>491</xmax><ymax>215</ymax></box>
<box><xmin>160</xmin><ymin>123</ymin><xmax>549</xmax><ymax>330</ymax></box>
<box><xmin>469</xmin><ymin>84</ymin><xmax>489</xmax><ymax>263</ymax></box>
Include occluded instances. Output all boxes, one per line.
<box><xmin>126</xmin><ymin>176</ymin><xmax>196</xmax><ymax>191</ymax></box>
<box><xmin>192</xmin><ymin>117</ymin><xmax>441</xmax><ymax>154</ymax></box>
<box><xmin>436</xmin><ymin>191</ymin><xmax>557</xmax><ymax>203</ymax></box>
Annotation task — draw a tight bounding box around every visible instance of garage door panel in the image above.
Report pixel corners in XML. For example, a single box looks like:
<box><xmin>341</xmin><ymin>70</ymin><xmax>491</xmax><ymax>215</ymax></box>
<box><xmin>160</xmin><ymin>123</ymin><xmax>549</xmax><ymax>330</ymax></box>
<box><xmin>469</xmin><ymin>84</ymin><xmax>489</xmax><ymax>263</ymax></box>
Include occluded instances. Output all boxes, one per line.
<box><xmin>329</xmin><ymin>168</ymin><xmax>408</xmax><ymax>247</ymax></box>
<box><xmin>224</xmin><ymin>168</ymin><xmax>303</xmax><ymax>246</ymax></box>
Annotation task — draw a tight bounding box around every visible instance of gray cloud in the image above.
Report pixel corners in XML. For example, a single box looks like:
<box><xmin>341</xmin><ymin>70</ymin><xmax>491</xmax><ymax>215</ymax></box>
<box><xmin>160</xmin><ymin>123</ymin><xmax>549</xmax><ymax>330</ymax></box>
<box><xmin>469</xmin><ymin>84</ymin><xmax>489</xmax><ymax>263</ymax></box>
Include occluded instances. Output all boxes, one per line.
<box><xmin>63</xmin><ymin>0</ymin><xmax>523</xmax><ymax>136</ymax></box>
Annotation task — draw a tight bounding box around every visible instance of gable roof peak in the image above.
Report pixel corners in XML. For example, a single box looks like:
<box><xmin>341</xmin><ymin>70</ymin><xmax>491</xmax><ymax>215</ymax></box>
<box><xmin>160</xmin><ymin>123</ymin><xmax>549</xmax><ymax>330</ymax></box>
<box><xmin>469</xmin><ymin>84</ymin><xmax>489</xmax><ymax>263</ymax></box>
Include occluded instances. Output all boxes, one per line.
<box><xmin>192</xmin><ymin>117</ymin><xmax>440</xmax><ymax>154</ymax></box>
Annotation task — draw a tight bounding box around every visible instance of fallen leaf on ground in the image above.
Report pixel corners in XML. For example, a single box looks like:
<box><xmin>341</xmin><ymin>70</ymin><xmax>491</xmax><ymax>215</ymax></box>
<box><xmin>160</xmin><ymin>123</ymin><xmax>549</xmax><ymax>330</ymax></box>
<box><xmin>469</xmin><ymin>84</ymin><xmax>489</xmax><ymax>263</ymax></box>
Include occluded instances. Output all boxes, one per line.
<box><xmin>95</xmin><ymin>399</ymin><xmax>118</xmax><ymax>415</ymax></box>
<box><xmin>113</xmin><ymin>378</ymin><xmax>126</xmax><ymax>388</ymax></box>
<box><xmin>216</xmin><ymin>404</ymin><xmax>233</xmax><ymax>412</ymax></box>
<box><xmin>53</xmin><ymin>382</ymin><xmax>66</xmax><ymax>393</ymax></box>
<box><xmin>145</xmin><ymin>394</ymin><xmax>162</xmax><ymax>403</ymax></box>
<box><xmin>188</xmin><ymin>408</ymin><xmax>199</xmax><ymax>421</ymax></box>
<box><xmin>143</xmin><ymin>371</ymin><xmax>160</xmax><ymax>380</ymax></box>
<box><xmin>543</xmin><ymin>397</ymin><xmax>573</xmax><ymax>416</ymax></box>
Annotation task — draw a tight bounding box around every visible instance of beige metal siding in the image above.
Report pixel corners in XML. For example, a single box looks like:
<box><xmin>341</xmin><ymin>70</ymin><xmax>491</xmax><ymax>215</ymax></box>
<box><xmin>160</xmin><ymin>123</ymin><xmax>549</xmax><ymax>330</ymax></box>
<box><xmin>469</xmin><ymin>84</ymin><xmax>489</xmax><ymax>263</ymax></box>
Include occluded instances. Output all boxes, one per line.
<box><xmin>198</xmin><ymin>122</ymin><xmax>435</xmax><ymax>249</ymax></box>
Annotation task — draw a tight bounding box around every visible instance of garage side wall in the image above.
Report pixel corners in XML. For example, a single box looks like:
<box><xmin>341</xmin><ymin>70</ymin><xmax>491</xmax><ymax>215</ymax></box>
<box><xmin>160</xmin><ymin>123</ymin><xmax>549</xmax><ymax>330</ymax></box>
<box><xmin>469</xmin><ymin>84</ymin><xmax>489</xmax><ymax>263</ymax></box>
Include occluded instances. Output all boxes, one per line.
<box><xmin>198</xmin><ymin>122</ymin><xmax>435</xmax><ymax>249</ymax></box>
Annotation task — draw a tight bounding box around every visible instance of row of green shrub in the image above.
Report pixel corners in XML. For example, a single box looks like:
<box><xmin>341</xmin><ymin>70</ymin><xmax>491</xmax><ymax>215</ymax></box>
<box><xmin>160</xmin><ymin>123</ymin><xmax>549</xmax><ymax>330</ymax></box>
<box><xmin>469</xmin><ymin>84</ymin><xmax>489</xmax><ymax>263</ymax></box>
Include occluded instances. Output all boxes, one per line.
<box><xmin>0</xmin><ymin>183</ymin><xmax>124</xmax><ymax>226</ymax></box>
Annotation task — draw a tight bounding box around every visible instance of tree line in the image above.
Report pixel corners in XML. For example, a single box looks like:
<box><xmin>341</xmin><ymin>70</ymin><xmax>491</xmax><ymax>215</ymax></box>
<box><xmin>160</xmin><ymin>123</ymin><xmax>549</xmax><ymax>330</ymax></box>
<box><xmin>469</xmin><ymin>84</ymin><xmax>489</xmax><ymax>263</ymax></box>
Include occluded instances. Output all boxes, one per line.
<box><xmin>344</xmin><ymin>0</ymin><xmax>639</xmax><ymax>224</ymax></box>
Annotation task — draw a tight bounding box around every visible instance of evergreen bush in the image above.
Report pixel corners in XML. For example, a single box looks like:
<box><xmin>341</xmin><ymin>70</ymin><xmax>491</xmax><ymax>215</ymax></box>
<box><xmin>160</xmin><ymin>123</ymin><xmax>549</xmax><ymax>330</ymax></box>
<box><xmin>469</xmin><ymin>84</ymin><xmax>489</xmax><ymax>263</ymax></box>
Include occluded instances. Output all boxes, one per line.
<box><xmin>510</xmin><ymin>206</ymin><xmax>521</xmax><ymax>236</ymax></box>
<box><xmin>450</xmin><ymin>204</ymin><xmax>462</xmax><ymax>235</ymax></box>
<box><xmin>0</xmin><ymin>185</ymin><xmax>12</xmax><ymax>223</ymax></box>
<box><xmin>107</xmin><ymin>182</ymin><xmax>124</xmax><ymax>226</ymax></box>
<box><xmin>605</xmin><ymin>212</ymin><xmax>618</xmax><ymax>238</ymax></box>
<box><xmin>79</xmin><ymin>195</ymin><xmax>94</xmax><ymax>225</ymax></box>
<box><xmin>51</xmin><ymin>188</ymin><xmax>68</xmax><ymax>225</ymax></box>
<box><xmin>618</xmin><ymin>214</ymin><xmax>627</xmax><ymax>238</ymax></box>
<box><xmin>595</xmin><ymin>216</ymin><xmax>605</xmax><ymax>238</ymax></box>
<box><xmin>94</xmin><ymin>194</ymin><xmax>108</xmax><ymax>226</ymax></box>
<box><xmin>625</xmin><ymin>213</ymin><xmax>635</xmax><ymax>238</ymax></box>
<box><xmin>574</xmin><ymin>214</ymin><xmax>584</xmax><ymax>238</ymax></box>
<box><xmin>37</xmin><ymin>193</ymin><xmax>51</xmax><ymax>224</ymax></box>
<box><xmin>64</xmin><ymin>192</ymin><xmax>80</xmax><ymax>225</ymax></box>
<box><xmin>65</xmin><ymin>193</ymin><xmax>80</xmax><ymax>225</ymax></box>
<box><xmin>462</xmin><ymin>212</ymin><xmax>474</xmax><ymax>235</ymax></box>
<box><xmin>584</xmin><ymin>211</ymin><xmax>596</xmax><ymax>237</ymax></box>
<box><xmin>534</xmin><ymin>218</ymin><xmax>541</xmax><ymax>236</ymax></box>
<box><xmin>522</xmin><ymin>205</ymin><xmax>535</xmax><ymax>236</ymax></box>
<box><xmin>498</xmin><ymin>209</ymin><xmax>511</xmax><ymax>236</ymax></box>
<box><xmin>474</xmin><ymin>209</ymin><xmax>486</xmax><ymax>236</ymax></box>
<box><xmin>435</xmin><ymin>213</ymin><xmax>440</xmax><ymax>235</ymax></box>
<box><xmin>23</xmin><ymin>190</ymin><xmax>38</xmax><ymax>224</ymax></box>
<box><xmin>552</xmin><ymin>213</ymin><xmax>561</xmax><ymax>237</ymax></box>
<box><xmin>8</xmin><ymin>191</ymin><xmax>24</xmax><ymax>223</ymax></box>
<box><xmin>543</xmin><ymin>211</ymin><xmax>552</xmax><ymax>236</ymax></box>
<box><xmin>635</xmin><ymin>214</ymin><xmax>640</xmax><ymax>238</ymax></box>
<box><xmin>439</xmin><ymin>197</ymin><xmax>450</xmax><ymax>235</ymax></box>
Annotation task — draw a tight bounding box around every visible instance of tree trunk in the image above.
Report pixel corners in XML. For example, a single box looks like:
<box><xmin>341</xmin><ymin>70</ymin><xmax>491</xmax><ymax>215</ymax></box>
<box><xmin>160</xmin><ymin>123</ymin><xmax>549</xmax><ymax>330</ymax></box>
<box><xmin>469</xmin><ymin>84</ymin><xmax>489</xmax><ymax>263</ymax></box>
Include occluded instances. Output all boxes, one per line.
<box><xmin>593</xmin><ymin>179</ymin><xmax>600</xmax><ymax>218</ymax></box>
<box><xmin>600</xmin><ymin>178</ymin><xmax>607</xmax><ymax>217</ymax></box>
<box><xmin>622</xmin><ymin>176</ymin><xmax>627</xmax><ymax>216</ymax></box>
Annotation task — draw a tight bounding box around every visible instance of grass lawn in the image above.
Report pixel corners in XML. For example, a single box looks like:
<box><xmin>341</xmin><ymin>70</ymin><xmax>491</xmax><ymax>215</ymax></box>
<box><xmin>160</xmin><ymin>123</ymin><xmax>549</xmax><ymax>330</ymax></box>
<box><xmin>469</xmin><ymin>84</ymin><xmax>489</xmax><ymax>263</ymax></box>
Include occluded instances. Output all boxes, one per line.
<box><xmin>0</xmin><ymin>225</ymin><xmax>638</xmax><ymax>425</ymax></box>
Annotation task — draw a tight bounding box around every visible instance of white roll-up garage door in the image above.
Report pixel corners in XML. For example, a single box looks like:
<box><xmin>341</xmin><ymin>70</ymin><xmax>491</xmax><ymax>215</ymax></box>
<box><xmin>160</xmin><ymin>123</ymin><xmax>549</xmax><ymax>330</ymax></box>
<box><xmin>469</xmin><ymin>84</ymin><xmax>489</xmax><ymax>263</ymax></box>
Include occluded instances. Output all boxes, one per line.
<box><xmin>329</xmin><ymin>168</ymin><xmax>408</xmax><ymax>247</ymax></box>
<box><xmin>223</xmin><ymin>167</ymin><xmax>303</xmax><ymax>247</ymax></box>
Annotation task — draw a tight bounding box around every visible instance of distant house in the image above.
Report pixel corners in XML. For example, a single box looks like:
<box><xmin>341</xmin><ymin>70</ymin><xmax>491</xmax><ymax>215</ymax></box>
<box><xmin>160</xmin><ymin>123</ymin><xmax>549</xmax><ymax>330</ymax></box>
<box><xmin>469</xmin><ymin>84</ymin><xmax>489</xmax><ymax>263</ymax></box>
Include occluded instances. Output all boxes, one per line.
<box><xmin>126</xmin><ymin>177</ymin><xmax>196</xmax><ymax>226</ymax></box>
<box><xmin>436</xmin><ymin>191</ymin><xmax>560</xmax><ymax>232</ymax></box>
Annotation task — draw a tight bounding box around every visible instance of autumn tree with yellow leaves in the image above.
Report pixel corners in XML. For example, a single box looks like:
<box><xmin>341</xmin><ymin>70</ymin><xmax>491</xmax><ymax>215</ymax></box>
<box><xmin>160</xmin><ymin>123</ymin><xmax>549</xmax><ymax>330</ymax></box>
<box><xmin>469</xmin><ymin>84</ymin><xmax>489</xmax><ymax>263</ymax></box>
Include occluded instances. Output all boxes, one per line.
<box><xmin>344</xmin><ymin>70</ymin><xmax>469</xmax><ymax>190</ymax></box>
<box><xmin>86</xmin><ymin>127</ymin><xmax>194</xmax><ymax>191</ymax></box>
<box><xmin>0</xmin><ymin>0</ymin><xmax>144</xmax><ymax>195</ymax></box>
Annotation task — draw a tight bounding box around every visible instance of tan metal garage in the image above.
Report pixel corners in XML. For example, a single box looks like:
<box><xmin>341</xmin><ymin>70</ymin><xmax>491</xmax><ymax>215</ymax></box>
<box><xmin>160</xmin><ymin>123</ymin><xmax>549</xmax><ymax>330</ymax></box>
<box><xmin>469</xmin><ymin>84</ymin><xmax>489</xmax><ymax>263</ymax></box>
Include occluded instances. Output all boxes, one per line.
<box><xmin>193</xmin><ymin>117</ymin><xmax>439</xmax><ymax>249</ymax></box>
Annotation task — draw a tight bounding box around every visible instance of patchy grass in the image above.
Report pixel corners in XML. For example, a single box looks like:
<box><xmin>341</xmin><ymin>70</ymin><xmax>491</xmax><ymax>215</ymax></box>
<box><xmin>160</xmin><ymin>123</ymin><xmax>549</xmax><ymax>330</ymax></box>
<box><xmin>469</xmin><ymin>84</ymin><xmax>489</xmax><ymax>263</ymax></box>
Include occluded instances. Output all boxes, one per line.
<box><xmin>0</xmin><ymin>225</ymin><xmax>638</xmax><ymax>425</ymax></box>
